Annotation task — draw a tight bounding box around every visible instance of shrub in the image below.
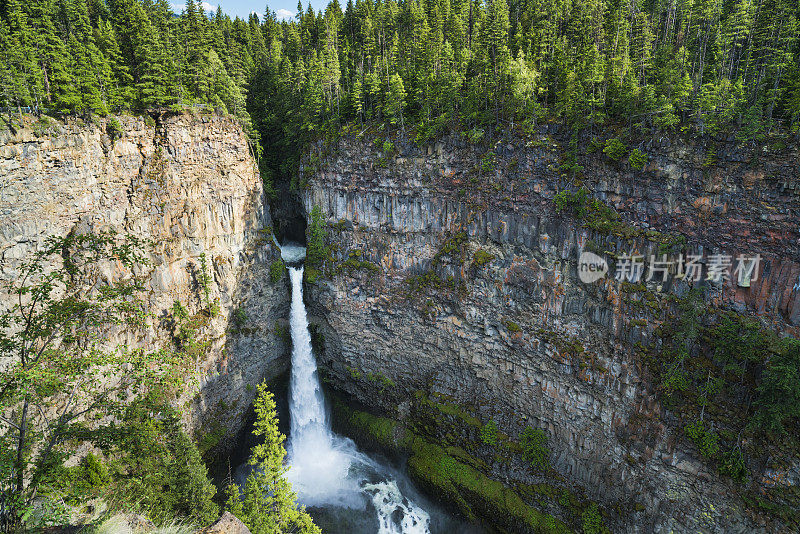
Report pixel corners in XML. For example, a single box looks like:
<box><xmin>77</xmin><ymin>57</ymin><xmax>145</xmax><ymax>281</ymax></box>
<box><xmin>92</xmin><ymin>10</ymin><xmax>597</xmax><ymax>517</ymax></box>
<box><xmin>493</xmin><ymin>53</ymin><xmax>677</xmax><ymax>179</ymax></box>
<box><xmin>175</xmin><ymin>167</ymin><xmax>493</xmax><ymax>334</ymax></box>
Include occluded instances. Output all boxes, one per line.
<box><xmin>107</xmin><ymin>400</ymin><xmax>220</xmax><ymax>526</ymax></box>
<box><xmin>107</xmin><ymin>117</ymin><xmax>123</xmax><ymax>142</ymax></box>
<box><xmin>78</xmin><ymin>453</ymin><xmax>111</xmax><ymax>490</ymax></box>
<box><xmin>481</xmin><ymin>420</ymin><xmax>499</xmax><ymax>446</ymax></box>
<box><xmin>684</xmin><ymin>419</ymin><xmax>719</xmax><ymax>458</ymax></box>
<box><xmin>581</xmin><ymin>503</ymin><xmax>603</xmax><ymax>534</ymax></box>
<box><xmin>481</xmin><ymin>151</ymin><xmax>497</xmax><ymax>173</ymax></box>
<box><xmin>472</xmin><ymin>249</ymin><xmax>495</xmax><ymax>268</ymax></box>
<box><xmin>520</xmin><ymin>427</ymin><xmax>549</xmax><ymax>470</ymax></box>
<box><xmin>465</xmin><ymin>127</ymin><xmax>484</xmax><ymax>143</ymax></box>
<box><xmin>718</xmin><ymin>446</ymin><xmax>747</xmax><ymax>482</ymax></box>
<box><xmin>752</xmin><ymin>338</ymin><xmax>800</xmax><ymax>435</ymax></box>
<box><xmin>554</xmin><ymin>188</ymin><xmax>590</xmax><ymax>217</ymax></box>
<box><xmin>270</xmin><ymin>259</ymin><xmax>286</xmax><ymax>283</ymax></box>
<box><xmin>602</xmin><ymin>138</ymin><xmax>626</xmax><ymax>161</ymax></box>
<box><xmin>628</xmin><ymin>148</ymin><xmax>647</xmax><ymax>170</ymax></box>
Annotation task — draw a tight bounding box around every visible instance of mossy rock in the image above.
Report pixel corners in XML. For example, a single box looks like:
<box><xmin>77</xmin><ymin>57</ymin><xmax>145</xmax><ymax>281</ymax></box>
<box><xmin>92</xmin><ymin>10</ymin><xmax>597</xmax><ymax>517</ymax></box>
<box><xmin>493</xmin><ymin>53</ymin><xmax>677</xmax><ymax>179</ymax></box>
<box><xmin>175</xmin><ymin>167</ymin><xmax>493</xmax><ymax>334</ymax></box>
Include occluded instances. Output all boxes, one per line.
<box><xmin>339</xmin><ymin>402</ymin><xmax>569</xmax><ymax>534</ymax></box>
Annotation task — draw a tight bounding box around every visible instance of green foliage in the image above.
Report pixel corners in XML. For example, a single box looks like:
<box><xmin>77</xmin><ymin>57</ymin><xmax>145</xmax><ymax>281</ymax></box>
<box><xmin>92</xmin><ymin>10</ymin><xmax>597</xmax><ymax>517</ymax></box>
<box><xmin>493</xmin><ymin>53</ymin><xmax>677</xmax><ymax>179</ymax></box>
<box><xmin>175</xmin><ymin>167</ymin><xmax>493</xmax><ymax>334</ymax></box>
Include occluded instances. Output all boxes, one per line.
<box><xmin>628</xmin><ymin>148</ymin><xmax>648</xmax><ymax>170</ymax></box>
<box><xmin>106</xmin><ymin>399</ymin><xmax>220</xmax><ymax>526</ymax></box>
<box><xmin>269</xmin><ymin>259</ymin><xmax>286</xmax><ymax>283</ymax></box>
<box><xmin>0</xmin><ymin>230</ymin><xmax>188</xmax><ymax>529</ymax></box>
<box><xmin>481</xmin><ymin>420</ymin><xmax>500</xmax><ymax>446</ymax></box>
<box><xmin>684</xmin><ymin>419</ymin><xmax>720</xmax><ymax>458</ymax></box>
<box><xmin>472</xmin><ymin>249</ymin><xmax>495</xmax><ymax>268</ymax></box>
<box><xmin>2</xmin><ymin>0</ymin><xmax>800</xmax><ymax>146</ymax></box>
<box><xmin>366</xmin><ymin>371</ymin><xmax>396</xmax><ymax>391</ymax></box>
<box><xmin>718</xmin><ymin>446</ymin><xmax>747</xmax><ymax>482</ymax></box>
<box><xmin>481</xmin><ymin>151</ymin><xmax>497</xmax><ymax>173</ymax></box>
<box><xmin>336</xmin><ymin>250</ymin><xmax>380</xmax><ymax>276</ymax></box>
<box><xmin>107</xmin><ymin>117</ymin><xmax>123</xmax><ymax>142</ymax></box>
<box><xmin>581</xmin><ymin>502</ymin><xmax>603</xmax><ymax>534</ymax></box>
<box><xmin>602</xmin><ymin>138</ymin><xmax>627</xmax><ymax>161</ymax></box>
<box><xmin>752</xmin><ymin>338</ymin><xmax>800</xmax><ymax>435</ymax></box>
<box><xmin>520</xmin><ymin>427</ymin><xmax>549</xmax><ymax>471</ymax></box>
<box><xmin>465</xmin><ymin>128</ymin><xmax>485</xmax><ymax>144</ymax></box>
<box><xmin>660</xmin><ymin>290</ymin><xmax>704</xmax><ymax>398</ymax></box>
<box><xmin>225</xmin><ymin>383</ymin><xmax>320</xmax><ymax>534</ymax></box>
<box><xmin>78</xmin><ymin>453</ymin><xmax>111</xmax><ymax>490</ymax></box>
<box><xmin>197</xmin><ymin>252</ymin><xmax>213</xmax><ymax>310</ymax></box>
<box><xmin>231</xmin><ymin>306</ymin><xmax>248</xmax><ymax>331</ymax></box>
<box><xmin>305</xmin><ymin>206</ymin><xmax>329</xmax><ymax>282</ymax></box>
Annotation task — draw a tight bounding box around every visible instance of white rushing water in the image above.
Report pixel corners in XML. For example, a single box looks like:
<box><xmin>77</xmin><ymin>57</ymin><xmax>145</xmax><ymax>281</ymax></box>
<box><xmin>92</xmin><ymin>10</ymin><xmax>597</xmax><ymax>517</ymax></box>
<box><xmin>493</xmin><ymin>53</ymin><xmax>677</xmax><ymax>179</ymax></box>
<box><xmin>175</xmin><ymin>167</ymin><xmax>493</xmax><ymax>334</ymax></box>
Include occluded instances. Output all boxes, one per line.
<box><xmin>284</xmin><ymin>258</ymin><xmax>432</xmax><ymax>534</ymax></box>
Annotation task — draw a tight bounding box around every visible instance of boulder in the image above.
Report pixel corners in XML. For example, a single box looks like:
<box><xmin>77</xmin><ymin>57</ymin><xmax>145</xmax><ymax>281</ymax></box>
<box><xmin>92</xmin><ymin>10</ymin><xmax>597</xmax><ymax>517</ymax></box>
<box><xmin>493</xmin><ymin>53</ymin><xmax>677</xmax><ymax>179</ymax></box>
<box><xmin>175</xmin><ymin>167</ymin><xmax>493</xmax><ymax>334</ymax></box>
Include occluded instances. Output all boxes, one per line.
<box><xmin>196</xmin><ymin>512</ymin><xmax>251</xmax><ymax>534</ymax></box>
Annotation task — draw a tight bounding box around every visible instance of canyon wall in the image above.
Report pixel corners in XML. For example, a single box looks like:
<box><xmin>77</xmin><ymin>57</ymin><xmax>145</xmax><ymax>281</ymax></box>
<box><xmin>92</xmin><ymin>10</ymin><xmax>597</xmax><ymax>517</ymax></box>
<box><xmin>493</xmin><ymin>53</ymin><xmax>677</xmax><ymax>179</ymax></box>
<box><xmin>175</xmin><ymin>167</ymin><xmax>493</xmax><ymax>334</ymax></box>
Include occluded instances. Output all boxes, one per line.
<box><xmin>302</xmin><ymin>130</ymin><xmax>800</xmax><ymax>533</ymax></box>
<box><xmin>0</xmin><ymin>113</ymin><xmax>288</xmax><ymax>453</ymax></box>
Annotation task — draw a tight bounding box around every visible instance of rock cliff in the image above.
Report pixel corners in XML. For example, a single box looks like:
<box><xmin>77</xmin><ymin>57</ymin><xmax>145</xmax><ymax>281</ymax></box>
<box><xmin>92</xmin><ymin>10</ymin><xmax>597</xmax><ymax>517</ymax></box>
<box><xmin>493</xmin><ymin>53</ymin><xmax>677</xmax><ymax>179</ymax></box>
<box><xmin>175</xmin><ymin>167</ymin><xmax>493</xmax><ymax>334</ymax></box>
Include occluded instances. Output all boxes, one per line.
<box><xmin>0</xmin><ymin>112</ymin><xmax>288</xmax><ymax>454</ymax></box>
<box><xmin>301</xmin><ymin>130</ymin><xmax>800</xmax><ymax>533</ymax></box>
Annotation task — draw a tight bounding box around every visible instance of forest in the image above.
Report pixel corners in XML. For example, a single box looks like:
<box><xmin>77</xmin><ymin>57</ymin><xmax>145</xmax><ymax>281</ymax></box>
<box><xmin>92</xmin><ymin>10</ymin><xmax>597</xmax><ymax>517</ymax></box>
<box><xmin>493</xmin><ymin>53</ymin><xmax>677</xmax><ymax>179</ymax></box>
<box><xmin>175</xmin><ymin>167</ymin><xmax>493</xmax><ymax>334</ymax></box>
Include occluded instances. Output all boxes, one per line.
<box><xmin>1</xmin><ymin>0</ymin><xmax>799</xmax><ymax>172</ymax></box>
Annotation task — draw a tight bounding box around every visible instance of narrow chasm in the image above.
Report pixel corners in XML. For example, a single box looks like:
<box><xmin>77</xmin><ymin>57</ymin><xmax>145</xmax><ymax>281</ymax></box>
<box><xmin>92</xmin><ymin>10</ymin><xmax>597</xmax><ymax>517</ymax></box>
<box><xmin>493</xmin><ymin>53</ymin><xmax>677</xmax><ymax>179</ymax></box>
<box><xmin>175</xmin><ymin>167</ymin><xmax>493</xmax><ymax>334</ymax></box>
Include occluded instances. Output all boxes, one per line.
<box><xmin>270</xmin><ymin>189</ymin><xmax>308</xmax><ymax>246</ymax></box>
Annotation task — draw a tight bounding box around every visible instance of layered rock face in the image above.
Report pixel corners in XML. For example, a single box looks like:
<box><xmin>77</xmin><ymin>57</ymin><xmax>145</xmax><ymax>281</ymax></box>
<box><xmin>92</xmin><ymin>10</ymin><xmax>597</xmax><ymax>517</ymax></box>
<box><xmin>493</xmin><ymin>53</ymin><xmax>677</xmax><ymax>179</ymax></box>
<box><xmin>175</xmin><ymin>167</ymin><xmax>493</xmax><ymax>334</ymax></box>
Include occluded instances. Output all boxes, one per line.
<box><xmin>0</xmin><ymin>113</ymin><xmax>287</xmax><ymax>451</ymax></box>
<box><xmin>302</xmin><ymin>132</ymin><xmax>799</xmax><ymax>532</ymax></box>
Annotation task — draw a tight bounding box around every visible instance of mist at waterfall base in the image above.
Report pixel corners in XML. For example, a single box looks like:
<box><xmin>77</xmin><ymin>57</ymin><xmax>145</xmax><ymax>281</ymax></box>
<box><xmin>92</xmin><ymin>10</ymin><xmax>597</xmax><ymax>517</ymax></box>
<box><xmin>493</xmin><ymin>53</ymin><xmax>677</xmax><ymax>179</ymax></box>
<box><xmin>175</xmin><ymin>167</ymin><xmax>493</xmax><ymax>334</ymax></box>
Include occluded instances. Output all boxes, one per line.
<box><xmin>235</xmin><ymin>243</ymin><xmax>480</xmax><ymax>534</ymax></box>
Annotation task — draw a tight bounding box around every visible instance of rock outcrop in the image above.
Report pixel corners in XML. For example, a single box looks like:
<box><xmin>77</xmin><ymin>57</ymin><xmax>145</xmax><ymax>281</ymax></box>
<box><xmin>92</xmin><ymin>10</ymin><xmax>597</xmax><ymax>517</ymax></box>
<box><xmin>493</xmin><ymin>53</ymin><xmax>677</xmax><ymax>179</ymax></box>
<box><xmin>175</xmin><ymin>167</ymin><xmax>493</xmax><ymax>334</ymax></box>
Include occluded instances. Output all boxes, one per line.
<box><xmin>0</xmin><ymin>112</ymin><xmax>288</xmax><ymax>453</ymax></box>
<box><xmin>302</xmin><ymin>131</ymin><xmax>800</xmax><ymax>532</ymax></box>
<box><xmin>196</xmin><ymin>511</ymin><xmax>252</xmax><ymax>534</ymax></box>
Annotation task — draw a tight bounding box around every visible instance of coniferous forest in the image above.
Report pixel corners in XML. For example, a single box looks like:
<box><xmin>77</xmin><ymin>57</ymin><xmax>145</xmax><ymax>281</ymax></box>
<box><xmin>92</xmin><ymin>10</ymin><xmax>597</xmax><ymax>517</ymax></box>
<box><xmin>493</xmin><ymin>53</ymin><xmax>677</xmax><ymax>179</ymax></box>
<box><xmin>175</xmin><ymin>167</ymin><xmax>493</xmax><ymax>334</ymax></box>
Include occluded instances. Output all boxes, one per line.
<box><xmin>1</xmin><ymin>0</ymin><xmax>799</xmax><ymax>169</ymax></box>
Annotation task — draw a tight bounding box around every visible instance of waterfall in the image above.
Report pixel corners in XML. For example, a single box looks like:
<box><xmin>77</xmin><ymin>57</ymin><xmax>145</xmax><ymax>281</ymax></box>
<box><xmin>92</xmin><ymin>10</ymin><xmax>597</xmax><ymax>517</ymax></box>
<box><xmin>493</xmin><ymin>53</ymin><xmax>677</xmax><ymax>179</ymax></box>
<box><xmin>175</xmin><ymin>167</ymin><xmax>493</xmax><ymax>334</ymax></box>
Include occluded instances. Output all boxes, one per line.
<box><xmin>287</xmin><ymin>266</ymin><xmax>330</xmax><ymax>451</ymax></box>
<box><xmin>281</xmin><ymin>243</ymin><xmax>434</xmax><ymax>534</ymax></box>
<box><xmin>285</xmin><ymin>265</ymin><xmax>359</xmax><ymax>507</ymax></box>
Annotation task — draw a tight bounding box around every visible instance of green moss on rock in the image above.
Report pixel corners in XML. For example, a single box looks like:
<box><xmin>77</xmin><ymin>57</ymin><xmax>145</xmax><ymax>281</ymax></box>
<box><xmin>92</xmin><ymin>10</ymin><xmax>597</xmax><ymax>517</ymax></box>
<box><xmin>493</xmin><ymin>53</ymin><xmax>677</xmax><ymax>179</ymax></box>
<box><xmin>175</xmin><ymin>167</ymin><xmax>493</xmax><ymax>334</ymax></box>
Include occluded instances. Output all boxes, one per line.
<box><xmin>338</xmin><ymin>403</ymin><xmax>569</xmax><ymax>533</ymax></box>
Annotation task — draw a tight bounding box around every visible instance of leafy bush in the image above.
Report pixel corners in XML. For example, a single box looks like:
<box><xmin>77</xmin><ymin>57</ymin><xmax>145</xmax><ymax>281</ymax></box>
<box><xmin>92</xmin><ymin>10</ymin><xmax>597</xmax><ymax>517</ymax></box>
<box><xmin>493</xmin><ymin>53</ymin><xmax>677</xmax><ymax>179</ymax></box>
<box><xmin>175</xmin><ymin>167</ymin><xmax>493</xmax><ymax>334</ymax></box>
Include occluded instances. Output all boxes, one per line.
<box><xmin>684</xmin><ymin>419</ymin><xmax>719</xmax><ymax>458</ymax></box>
<box><xmin>231</xmin><ymin>307</ymin><xmax>248</xmax><ymax>330</ymax></box>
<box><xmin>481</xmin><ymin>151</ymin><xmax>497</xmax><ymax>173</ymax></box>
<box><xmin>554</xmin><ymin>188</ymin><xmax>590</xmax><ymax>217</ymax></box>
<box><xmin>628</xmin><ymin>148</ymin><xmax>647</xmax><ymax>170</ymax></box>
<box><xmin>752</xmin><ymin>338</ymin><xmax>800</xmax><ymax>435</ymax></box>
<box><xmin>581</xmin><ymin>503</ymin><xmax>603</xmax><ymax>534</ymax></box>
<box><xmin>305</xmin><ymin>206</ymin><xmax>329</xmax><ymax>282</ymax></box>
<box><xmin>472</xmin><ymin>249</ymin><xmax>495</xmax><ymax>268</ymax></box>
<box><xmin>465</xmin><ymin>127</ymin><xmax>485</xmax><ymax>143</ymax></box>
<box><xmin>520</xmin><ymin>427</ymin><xmax>549</xmax><ymax>470</ymax></box>
<box><xmin>107</xmin><ymin>400</ymin><xmax>220</xmax><ymax>526</ymax></box>
<box><xmin>270</xmin><ymin>259</ymin><xmax>286</xmax><ymax>283</ymax></box>
<box><xmin>107</xmin><ymin>117</ymin><xmax>123</xmax><ymax>142</ymax></box>
<box><xmin>78</xmin><ymin>453</ymin><xmax>111</xmax><ymax>490</ymax></box>
<box><xmin>718</xmin><ymin>446</ymin><xmax>747</xmax><ymax>482</ymax></box>
<box><xmin>481</xmin><ymin>420</ymin><xmax>499</xmax><ymax>446</ymax></box>
<box><xmin>602</xmin><ymin>138</ymin><xmax>626</xmax><ymax>161</ymax></box>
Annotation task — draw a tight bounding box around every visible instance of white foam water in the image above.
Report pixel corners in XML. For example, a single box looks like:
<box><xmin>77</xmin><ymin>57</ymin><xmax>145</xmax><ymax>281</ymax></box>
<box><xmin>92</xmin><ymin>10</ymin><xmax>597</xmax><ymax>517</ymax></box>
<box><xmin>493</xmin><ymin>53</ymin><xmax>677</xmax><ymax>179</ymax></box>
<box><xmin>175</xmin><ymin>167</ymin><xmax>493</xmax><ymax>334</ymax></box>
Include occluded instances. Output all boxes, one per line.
<box><xmin>285</xmin><ymin>264</ymin><xmax>431</xmax><ymax>533</ymax></box>
<box><xmin>280</xmin><ymin>242</ymin><xmax>307</xmax><ymax>264</ymax></box>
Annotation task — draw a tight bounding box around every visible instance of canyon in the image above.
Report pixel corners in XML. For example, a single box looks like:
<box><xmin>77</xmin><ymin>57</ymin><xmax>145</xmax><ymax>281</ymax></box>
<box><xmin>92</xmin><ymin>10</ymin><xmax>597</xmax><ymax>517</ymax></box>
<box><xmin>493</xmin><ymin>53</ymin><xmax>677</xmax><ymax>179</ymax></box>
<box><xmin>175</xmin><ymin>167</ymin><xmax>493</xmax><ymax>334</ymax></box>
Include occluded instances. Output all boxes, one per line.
<box><xmin>2</xmin><ymin>113</ymin><xmax>799</xmax><ymax>533</ymax></box>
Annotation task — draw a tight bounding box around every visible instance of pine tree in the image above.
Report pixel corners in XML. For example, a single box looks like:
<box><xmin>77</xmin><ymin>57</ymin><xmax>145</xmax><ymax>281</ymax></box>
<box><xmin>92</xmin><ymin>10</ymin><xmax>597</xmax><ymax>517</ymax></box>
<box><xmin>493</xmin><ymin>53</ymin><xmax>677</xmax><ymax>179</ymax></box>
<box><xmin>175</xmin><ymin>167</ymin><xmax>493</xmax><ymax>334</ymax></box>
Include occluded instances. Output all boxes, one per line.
<box><xmin>225</xmin><ymin>383</ymin><xmax>321</xmax><ymax>534</ymax></box>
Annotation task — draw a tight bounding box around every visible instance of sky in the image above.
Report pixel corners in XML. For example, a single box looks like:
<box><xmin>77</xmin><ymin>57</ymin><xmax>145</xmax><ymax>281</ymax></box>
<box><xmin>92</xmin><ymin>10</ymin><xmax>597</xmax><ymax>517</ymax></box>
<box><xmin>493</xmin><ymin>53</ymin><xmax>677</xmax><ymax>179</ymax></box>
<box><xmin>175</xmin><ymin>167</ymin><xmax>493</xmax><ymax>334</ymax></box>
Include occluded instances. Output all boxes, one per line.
<box><xmin>170</xmin><ymin>1</ymin><xmax>332</xmax><ymax>21</ymax></box>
